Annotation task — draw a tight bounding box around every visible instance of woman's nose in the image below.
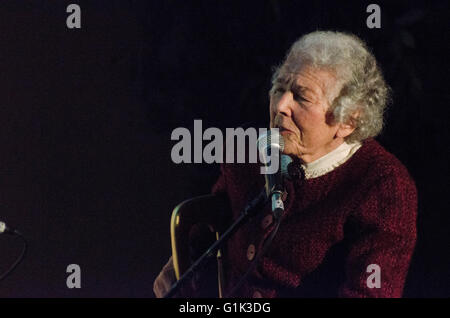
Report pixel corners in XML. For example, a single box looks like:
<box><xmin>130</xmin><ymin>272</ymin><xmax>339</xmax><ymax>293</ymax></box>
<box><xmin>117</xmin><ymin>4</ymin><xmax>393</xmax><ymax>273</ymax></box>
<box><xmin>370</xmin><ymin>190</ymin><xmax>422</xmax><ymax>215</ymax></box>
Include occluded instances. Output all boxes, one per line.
<box><xmin>275</xmin><ymin>92</ymin><xmax>293</xmax><ymax>118</ymax></box>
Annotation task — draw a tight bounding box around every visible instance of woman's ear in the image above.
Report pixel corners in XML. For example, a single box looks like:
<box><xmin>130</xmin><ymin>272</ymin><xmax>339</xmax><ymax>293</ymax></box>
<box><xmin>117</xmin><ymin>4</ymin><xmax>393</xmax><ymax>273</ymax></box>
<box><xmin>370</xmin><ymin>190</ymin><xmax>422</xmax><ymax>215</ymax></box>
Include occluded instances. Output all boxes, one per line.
<box><xmin>335</xmin><ymin>122</ymin><xmax>356</xmax><ymax>138</ymax></box>
<box><xmin>335</xmin><ymin>109</ymin><xmax>360</xmax><ymax>138</ymax></box>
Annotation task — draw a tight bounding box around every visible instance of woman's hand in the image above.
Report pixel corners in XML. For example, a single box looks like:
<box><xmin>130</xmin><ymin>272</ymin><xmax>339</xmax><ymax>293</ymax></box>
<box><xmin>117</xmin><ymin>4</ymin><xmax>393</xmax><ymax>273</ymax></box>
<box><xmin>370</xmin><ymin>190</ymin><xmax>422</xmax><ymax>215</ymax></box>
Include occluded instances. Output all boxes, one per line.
<box><xmin>153</xmin><ymin>256</ymin><xmax>176</xmax><ymax>298</ymax></box>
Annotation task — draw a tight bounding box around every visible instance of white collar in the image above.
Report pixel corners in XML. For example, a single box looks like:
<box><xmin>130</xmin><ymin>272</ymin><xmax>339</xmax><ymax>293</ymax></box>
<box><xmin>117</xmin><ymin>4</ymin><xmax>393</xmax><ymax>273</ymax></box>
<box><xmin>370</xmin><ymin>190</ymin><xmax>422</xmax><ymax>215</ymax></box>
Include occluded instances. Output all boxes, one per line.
<box><xmin>301</xmin><ymin>141</ymin><xmax>362</xmax><ymax>179</ymax></box>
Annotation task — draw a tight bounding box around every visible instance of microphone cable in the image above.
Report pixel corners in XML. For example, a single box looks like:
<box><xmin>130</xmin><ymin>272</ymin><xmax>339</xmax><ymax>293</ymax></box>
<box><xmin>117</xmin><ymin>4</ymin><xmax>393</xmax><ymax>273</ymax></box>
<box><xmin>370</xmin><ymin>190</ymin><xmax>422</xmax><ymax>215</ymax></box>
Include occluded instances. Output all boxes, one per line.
<box><xmin>0</xmin><ymin>224</ymin><xmax>27</xmax><ymax>282</ymax></box>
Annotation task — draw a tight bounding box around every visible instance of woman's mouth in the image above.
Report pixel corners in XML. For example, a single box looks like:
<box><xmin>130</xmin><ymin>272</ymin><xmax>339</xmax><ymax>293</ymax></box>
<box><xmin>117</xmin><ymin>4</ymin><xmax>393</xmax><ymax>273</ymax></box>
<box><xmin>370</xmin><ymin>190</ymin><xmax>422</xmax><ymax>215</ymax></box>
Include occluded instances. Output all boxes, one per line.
<box><xmin>279</xmin><ymin>127</ymin><xmax>294</xmax><ymax>134</ymax></box>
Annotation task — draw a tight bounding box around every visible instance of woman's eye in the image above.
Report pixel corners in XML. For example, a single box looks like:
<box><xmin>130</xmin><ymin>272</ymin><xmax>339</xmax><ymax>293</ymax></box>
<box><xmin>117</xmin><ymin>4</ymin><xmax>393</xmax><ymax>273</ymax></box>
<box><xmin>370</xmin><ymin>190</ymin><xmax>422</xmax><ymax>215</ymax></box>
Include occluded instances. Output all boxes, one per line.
<box><xmin>293</xmin><ymin>92</ymin><xmax>304</xmax><ymax>101</ymax></box>
<box><xmin>293</xmin><ymin>93</ymin><xmax>310</xmax><ymax>103</ymax></box>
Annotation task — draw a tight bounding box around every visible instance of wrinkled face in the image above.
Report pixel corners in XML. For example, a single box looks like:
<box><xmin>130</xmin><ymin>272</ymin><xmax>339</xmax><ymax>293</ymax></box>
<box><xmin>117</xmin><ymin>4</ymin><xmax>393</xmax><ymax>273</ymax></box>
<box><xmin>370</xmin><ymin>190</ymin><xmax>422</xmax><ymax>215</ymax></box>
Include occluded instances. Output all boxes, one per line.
<box><xmin>270</xmin><ymin>64</ymin><xmax>350</xmax><ymax>163</ymax></box>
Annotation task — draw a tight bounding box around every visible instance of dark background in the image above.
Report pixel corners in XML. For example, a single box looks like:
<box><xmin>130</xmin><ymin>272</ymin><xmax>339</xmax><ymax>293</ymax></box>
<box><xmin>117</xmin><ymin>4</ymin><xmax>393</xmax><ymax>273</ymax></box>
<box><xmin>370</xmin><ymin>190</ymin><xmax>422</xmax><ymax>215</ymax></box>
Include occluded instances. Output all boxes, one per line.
<box><xmin>0</xmin><ymin>0</ymin><xmax>448</xmax><ymax>297</ymax></box>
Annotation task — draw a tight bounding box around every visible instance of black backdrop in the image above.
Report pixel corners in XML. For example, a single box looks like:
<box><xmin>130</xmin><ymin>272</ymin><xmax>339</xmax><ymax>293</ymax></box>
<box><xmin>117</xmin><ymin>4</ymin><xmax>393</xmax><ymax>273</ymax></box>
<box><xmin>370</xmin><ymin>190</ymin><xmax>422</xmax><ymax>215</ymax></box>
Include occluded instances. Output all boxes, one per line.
<box><xmin>0</xmin><ymin>0</ymin><xmax>448</xmax><ymax>297</ymax></box>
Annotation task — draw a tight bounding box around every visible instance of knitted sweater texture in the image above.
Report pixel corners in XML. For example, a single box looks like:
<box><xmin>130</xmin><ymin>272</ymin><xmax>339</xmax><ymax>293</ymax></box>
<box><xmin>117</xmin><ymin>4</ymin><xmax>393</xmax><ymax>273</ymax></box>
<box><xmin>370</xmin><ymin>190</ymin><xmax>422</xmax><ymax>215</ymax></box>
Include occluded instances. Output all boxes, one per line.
<box><xmin>210</xmin><ymin>138</ymin><xmax>417</xmax><ymax>298</ymax></box>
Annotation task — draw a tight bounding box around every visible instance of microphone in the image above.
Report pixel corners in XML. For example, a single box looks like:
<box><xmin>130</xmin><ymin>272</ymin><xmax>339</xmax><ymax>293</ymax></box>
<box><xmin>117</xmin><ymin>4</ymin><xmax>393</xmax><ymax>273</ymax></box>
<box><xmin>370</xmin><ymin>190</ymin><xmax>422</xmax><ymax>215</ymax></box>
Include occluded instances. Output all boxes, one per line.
<box><xmin>257</xmin><ymin>129</ymin><xmax>290</xmax><ymax>219</ymax></box>
<box><xmin>286</xmin><ymin>158</ymin><xmax>305</xmax><ymax>181</ymax></box>
<box><xmin>0</xmin><ymin>221</ymin><xmax>19</xmax><ymax>235</ymax></box>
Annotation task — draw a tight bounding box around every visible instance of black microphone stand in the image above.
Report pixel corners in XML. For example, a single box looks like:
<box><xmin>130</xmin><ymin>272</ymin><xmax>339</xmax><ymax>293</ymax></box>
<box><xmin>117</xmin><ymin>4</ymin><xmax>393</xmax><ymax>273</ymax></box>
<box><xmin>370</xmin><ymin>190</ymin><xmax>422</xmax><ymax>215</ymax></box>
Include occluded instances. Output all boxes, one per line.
<box><xmin>164</xmin><ymin>188</ymin><xmax>268</xmax><ymax>298</ymax></box>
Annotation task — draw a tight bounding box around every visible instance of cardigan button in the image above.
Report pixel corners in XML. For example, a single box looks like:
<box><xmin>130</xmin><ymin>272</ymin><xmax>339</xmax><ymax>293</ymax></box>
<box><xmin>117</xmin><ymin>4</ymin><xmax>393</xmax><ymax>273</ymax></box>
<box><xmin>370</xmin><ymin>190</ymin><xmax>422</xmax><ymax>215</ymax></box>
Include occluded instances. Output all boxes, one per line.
<box><xmin>261</xmin><ymin>214</ymin><xmax>273</xmax><ymax>229</ymax></box>
<box><xmin>252</xmin><ymin>290</ymin><xmax>263</xmax><ymax>298</ymax></box>
<box><xmin>246</xmin><ymin>244</ymin><xmax>256</xmax><ymax>261</ymax></box>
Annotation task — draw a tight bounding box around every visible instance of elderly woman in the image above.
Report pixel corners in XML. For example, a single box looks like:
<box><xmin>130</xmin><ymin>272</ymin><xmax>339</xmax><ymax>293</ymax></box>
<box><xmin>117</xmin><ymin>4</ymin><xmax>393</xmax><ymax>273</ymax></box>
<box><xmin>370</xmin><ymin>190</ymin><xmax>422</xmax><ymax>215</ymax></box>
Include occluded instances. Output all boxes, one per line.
<box><xmin>154</xmin><ymin>31</ymin><xmax>417</xmax><ymax>298</ymax></box>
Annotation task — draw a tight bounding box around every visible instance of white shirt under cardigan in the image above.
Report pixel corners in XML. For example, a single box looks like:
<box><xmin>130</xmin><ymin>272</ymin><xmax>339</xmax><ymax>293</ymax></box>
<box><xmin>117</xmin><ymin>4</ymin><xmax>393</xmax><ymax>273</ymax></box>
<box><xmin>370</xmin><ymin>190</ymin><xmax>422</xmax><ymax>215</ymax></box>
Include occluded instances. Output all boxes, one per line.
<box><xmin>301</xmin><ymin>141</ymin><xmax>362</xmax><ymax>179</ymax></box>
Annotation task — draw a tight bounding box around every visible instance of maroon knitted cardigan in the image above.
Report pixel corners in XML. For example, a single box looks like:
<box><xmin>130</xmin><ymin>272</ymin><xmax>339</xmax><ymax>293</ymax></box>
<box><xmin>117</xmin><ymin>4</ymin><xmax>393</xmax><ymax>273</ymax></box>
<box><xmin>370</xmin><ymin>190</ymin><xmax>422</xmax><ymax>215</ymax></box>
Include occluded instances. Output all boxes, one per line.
<box><xmin>208</xmin><ymin>138</ymin><xmax>417</xmax><ymax>298</ymax></box>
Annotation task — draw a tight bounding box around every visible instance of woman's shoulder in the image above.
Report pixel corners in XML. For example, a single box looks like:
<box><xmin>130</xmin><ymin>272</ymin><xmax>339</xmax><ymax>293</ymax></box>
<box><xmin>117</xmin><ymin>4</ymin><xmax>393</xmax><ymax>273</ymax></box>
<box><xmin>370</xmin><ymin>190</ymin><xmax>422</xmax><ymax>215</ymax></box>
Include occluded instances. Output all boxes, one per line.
<box><xmin>352</xmin><ymin>138</ymin><xmax>416</xmax><ymax>190</ymax></box>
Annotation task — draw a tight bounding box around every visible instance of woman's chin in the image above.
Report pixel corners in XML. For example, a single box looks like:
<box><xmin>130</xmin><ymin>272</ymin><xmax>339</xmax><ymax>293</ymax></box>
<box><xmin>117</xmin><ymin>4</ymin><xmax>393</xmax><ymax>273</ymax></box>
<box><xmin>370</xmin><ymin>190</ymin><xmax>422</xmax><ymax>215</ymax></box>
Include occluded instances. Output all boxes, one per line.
<box><xmin>281</xmin><ymin>145</ymin><xmax>296</xmax><ymax>157</ymax></box>
<box><xmin>282</xmin><ymin>141</ymin><xmax>305</xmax><ymax>160</ymax></box>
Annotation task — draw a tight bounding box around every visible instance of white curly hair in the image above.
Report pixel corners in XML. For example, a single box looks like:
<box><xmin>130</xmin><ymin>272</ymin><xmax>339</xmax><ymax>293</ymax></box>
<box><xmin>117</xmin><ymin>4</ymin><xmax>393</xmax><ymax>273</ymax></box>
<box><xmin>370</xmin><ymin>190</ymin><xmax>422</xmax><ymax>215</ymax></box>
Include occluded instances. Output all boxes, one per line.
<box><xmin>270</xmin><ymin>31</ymin><xmax>391</xmax><ymax>143</ymax></box>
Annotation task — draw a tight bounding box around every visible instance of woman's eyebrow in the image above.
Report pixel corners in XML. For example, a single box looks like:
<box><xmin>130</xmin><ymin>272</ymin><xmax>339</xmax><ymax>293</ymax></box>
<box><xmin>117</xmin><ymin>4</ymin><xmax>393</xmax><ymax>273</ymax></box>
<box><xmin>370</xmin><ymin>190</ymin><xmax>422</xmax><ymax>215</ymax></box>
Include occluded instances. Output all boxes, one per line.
<box><xmin>292</xmin><ymin>83</ymin><xmax>313</xmax><ymax>95</ymax></box>
<box><xmin>275</xmin><ymin>77</ymin><xmax>289</xmax><ymax>85</ymax></box>
<box><xmin>274</xmin><ymin>76</ymin><xmax>316</xmax><ymax>100</ymax></box>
